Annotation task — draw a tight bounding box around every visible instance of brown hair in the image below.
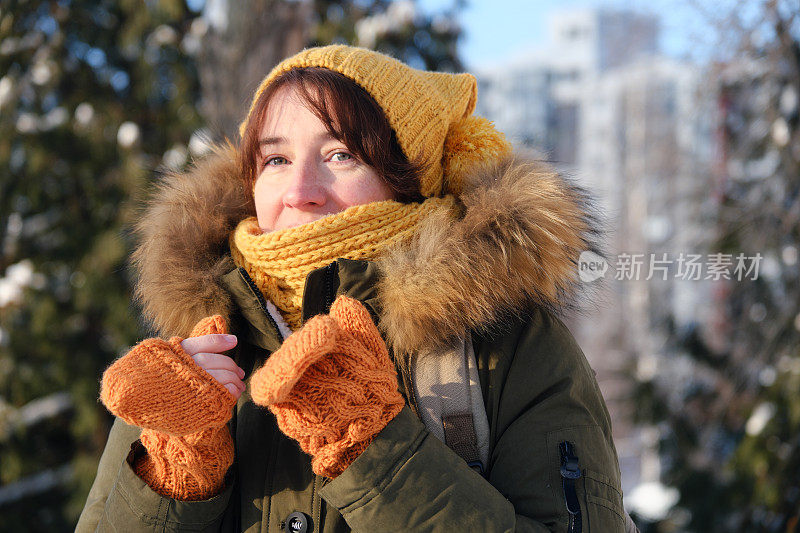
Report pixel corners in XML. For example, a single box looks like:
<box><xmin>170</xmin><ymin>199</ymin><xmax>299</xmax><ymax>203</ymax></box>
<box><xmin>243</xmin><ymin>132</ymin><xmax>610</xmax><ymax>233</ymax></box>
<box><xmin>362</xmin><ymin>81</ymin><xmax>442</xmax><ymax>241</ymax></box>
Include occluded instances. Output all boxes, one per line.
<box><xmin>238</xmin><ymin>67</ymin><xmax>425</xmax><ymax>203</ymax></box>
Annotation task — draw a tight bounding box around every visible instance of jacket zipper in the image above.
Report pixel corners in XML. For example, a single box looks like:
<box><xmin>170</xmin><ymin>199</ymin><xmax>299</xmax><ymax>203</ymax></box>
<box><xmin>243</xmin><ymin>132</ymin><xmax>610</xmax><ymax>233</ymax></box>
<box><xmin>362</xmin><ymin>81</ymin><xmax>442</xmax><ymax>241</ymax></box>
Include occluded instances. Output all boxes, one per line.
<box><xmin>237</xmin><ymin>267</ymin><xmax>283</xmax><ymax>339</ymax></box>
<box><xmin>559</xmin><ymin>440</ymin><xmax>583</xmax><ymax>533</ymax></box>
<box><xmin>322</xmin><ymin>261</ymin><xmax>338</xmax><ymax>313</ymax></box>
<box><xmin>315</xmin><ymin>261</ymin><xmax>422</xmax><ymax>426</ymax></box>
<box><xmin>237</xmin><ymin>267</ymin><xmax>286</xmax><ymax>531</ymax></box>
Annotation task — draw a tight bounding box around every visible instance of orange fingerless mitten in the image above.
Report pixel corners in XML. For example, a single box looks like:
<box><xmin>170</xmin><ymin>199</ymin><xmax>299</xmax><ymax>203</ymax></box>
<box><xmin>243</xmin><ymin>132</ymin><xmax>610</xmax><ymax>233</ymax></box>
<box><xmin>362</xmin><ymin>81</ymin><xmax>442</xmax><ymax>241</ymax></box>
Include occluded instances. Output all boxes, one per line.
<box><xmin>100</xmin><ymin>316</ymin><xmax>237</xmax><ymax>501</ymax></box>
<box><xmin>250</xmin><ymin>295</ymin><xmax>405</xmax><ymax>479</ymax></box>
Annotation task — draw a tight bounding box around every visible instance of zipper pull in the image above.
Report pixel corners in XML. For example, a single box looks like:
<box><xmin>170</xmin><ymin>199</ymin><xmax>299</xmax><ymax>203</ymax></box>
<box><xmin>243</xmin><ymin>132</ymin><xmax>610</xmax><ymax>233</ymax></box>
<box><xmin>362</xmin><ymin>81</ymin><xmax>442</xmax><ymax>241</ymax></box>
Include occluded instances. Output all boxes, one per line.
<box><xmin>559</xmin><ymin>441</ymin><xmax>582</xmax><ymax>533</ymax></box>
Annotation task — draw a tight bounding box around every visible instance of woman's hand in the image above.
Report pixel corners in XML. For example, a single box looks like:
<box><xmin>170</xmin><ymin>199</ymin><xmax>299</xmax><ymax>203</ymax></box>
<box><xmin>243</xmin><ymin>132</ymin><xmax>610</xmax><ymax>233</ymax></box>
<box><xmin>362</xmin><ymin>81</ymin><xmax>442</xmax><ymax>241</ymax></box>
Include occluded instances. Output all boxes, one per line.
<box><xmin>181</xmin><ymin>334</ymin><xmax>245</xmax><ymax>399</ymax></box>
<box><xmin>100</xmin><ymin>315</ymin><xmax>239</xmax><ymax>500</ymax></box>
<box><xmin>249</xmin><ymin>295</ymin><xmax>405</xmax><ymax>478</ymax></box>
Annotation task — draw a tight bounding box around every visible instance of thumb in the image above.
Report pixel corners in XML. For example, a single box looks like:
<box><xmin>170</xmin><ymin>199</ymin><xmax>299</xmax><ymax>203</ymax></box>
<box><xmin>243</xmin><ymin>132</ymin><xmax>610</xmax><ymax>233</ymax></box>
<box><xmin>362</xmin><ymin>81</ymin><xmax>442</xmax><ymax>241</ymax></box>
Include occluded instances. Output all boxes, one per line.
<box><xmin>250</xmin><ymin>314</ymin><xmax>339</xmax><ymax>406</ymax></box>
<box><xmin>190</xmin><ymin>315</ymin><xmax>227</xmax><ymax>337</ymax></box>
<box><xmin>328</xmin><ymin>296</ymin><xmax>388</xmax><ymax>359</ymax></box>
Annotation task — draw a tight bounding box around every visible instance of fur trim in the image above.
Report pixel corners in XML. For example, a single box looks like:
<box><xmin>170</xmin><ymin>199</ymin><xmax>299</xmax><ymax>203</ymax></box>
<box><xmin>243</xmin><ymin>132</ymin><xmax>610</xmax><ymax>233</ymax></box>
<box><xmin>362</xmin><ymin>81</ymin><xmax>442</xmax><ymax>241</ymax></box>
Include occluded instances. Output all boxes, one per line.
<box><xmin>131</xmin><ymin>144</ymin><xmax>606</xmax><ymax>349</ymax></box>
<box><xmin>130</xmin><ymin>142</ymin><xmax>254</xmax><ymax>337</ymax></box>
<box><xmin>378</xmin><ymin>156</ymin><xmax>606</xmax><ymax>354</ymax></box>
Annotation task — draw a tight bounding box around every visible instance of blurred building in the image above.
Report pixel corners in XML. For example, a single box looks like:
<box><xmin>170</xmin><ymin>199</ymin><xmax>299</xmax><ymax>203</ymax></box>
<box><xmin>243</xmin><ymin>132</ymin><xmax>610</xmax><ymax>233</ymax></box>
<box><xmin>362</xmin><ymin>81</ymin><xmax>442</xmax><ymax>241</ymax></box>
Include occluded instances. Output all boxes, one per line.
<box><xmin>475</xmin><ymin>8</ymin><xmax>659</xmax><ymax>163</ymax></box>
<box><xmin>578</xmin><ymin>54</ymin><xmax>717</xmax><ymax>497</ymax></box>
<box><xmin>475</xmin><ymin>7</ymin><xmax>718</xmax><ymax>509</ymax></box>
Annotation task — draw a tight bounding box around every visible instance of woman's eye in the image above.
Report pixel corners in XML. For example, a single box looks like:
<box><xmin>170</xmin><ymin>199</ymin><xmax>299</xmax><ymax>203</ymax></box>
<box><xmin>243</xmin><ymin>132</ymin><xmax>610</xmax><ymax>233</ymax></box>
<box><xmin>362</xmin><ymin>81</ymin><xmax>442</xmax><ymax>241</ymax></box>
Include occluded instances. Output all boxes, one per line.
<box><xmin>263</xmin><ymin>156</ymin><xmax>287</xmax><ymax>167</ymax></box>
<box><xmin>330</xmin><ymin>152</ymin><xmax>353</xmax><ymax>162</ymax></box>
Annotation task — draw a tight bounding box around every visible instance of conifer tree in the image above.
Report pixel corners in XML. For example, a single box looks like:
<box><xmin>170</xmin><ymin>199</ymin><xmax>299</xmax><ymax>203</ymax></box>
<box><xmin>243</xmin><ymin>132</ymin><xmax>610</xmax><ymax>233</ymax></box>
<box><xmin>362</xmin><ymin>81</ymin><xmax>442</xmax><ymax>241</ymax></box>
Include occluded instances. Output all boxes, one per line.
<box><xmin>0</xmin><ymin>1</ymin><xmax>462</xmax><ymax>529</ymax></box>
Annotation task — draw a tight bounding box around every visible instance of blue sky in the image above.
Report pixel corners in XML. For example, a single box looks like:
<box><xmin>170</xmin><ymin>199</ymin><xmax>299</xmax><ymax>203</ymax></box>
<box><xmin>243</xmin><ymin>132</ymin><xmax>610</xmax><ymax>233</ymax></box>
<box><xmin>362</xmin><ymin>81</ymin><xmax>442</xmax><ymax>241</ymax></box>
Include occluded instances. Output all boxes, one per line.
<box><xmin>419</xmin><ymin>0</ymin><xmax>723</xmax><ymax>69</ymax></box>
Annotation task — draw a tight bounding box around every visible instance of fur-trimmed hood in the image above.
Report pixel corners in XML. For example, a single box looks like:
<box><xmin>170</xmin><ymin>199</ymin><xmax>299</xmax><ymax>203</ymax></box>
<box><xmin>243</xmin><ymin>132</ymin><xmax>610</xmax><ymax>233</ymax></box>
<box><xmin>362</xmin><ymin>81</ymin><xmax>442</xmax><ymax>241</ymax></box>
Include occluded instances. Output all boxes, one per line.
<box><xmin>131</xmin><ymin>142</ymin><xmax>605</xmax><ymax>354</ymax></box>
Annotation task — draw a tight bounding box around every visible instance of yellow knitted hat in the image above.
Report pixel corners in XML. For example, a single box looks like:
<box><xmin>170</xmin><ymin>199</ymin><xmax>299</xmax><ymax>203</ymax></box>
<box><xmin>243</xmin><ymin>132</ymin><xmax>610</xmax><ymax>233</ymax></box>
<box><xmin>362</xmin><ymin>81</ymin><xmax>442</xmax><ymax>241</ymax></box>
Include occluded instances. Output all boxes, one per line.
<box><xmin>238</xmin><ymin>44</ymin><xmax>512</xmax><ymax>197</ymax></box>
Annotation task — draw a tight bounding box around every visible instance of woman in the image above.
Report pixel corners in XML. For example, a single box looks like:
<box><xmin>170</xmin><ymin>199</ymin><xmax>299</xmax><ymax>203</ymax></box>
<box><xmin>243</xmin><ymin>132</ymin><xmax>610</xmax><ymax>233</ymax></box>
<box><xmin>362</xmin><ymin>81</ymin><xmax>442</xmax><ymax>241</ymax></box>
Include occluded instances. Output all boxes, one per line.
<box><xmin>78</xmin><ymin>45</ymin><xmax>632</xmax><ymax>532</ymax></box>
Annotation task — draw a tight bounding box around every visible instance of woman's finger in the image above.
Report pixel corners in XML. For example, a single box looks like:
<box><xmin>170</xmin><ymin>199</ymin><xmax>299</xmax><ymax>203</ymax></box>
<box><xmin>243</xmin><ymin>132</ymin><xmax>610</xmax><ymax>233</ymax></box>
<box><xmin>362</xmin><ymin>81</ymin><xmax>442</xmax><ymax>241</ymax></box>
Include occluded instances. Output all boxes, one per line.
<box><xmin>204</xmin><ymin>368</ymin><xmax>244</xmax><ymax>387</ymax></box>
<box><xmin>204</xmin><ymin>368</ymin><xmax>245</xmax><ymax>392</ymax></box>
<box><xmin>224</xmin><ymin>382</ymin><xmax>243</xmax><ymax>399</ymax></box>
<box><xmin>193</xmin><ymin>352</ymin><xmax>245</xmax><ymax>378</ymax></box>
<box><xmin>181</xmin><ymin>334</ymin><xmax>237</xmax><ymax>356</ymax></box>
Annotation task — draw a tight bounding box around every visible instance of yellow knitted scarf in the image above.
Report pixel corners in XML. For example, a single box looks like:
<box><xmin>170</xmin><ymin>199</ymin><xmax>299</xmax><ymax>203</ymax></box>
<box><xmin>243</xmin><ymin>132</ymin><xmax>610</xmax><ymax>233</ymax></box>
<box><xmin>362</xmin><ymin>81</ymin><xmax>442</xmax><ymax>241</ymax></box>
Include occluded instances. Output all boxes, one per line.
<box><xmin>229</xmin><ymin>198</ymin><xmax>454</xmax><ymax>330</ymax></box>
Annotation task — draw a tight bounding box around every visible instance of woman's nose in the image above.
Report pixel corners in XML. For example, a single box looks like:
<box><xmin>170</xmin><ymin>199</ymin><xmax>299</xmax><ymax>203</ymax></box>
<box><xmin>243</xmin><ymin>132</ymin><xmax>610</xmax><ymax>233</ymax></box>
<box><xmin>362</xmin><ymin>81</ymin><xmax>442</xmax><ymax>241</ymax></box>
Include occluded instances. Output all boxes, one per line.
<box><xmin>282</xmin><ymin>161</ymin><xmax>326</xmax><ymax>209</ymax></box>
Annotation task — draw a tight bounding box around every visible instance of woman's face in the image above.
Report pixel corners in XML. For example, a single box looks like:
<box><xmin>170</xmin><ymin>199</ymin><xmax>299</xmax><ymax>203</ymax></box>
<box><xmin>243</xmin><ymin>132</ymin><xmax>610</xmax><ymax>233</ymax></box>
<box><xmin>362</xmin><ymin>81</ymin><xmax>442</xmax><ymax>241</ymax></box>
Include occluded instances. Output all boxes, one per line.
<box><xmin>253</xmin><ymin>85</ymin><xmax>395</xmax><ymax>232</ymax></box>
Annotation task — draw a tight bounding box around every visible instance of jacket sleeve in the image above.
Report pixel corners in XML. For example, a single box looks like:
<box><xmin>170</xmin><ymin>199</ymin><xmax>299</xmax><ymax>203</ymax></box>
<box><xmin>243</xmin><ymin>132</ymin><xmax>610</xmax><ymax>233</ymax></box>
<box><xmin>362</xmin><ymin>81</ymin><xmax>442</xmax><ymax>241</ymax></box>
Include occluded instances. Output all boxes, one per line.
<box><xmin>75</xmin><ymin>417</ymin><xmax>234</xmax><ymax>533</ymax></box>
<box><xmin>319</xmin><ymin>306</ymin><xmax>628</xmax><ymax>532</ymax></box>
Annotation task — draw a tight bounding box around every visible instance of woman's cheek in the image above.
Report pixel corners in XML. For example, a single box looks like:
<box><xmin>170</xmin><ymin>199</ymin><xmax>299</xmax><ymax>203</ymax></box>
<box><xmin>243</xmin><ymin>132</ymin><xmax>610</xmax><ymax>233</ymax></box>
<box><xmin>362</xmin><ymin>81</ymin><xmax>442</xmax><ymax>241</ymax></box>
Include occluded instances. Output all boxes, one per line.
<box><xmin>254</xmin><ymin>178</ymin><xmax>281</xmax><ymax>232</ymax></box>
<box><xmin>335</xmin><ymin>169</ymin><xmax>394</xmax><ymax>206</ymax></box>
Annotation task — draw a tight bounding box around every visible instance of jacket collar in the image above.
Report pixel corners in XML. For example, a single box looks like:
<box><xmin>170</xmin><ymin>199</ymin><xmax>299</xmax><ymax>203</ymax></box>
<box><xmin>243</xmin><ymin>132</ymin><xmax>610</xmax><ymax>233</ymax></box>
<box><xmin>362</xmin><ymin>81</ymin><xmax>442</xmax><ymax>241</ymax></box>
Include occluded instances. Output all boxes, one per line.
<box><xmin>219</xmin><ymin>259</ymin><xmax>385</xmax><ymax>355</ymax></box>
<box><xmin>131</xmin><ymin>142</ymin><xmax>605</xmax><ymax>354</ymax></box>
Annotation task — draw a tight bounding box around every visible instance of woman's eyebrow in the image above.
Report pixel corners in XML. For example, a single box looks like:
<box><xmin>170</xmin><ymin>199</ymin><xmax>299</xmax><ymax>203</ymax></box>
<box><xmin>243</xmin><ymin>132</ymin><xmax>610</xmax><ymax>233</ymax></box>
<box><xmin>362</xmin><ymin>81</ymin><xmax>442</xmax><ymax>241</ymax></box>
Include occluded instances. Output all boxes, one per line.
<box><xmin>258</xmin><ymin>136</ymin><xmax>286</xmax><ymax>147</ymax></box>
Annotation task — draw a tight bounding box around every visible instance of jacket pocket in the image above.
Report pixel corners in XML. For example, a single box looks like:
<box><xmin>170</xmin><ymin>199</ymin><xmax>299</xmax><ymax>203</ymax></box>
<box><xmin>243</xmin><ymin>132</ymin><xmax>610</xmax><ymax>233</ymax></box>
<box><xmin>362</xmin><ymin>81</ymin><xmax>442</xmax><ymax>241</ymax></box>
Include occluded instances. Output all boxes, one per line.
<box><xmin>583</xmin><ymin>468</ymin><xmax>626</xmax><ymax>531</ymax></box>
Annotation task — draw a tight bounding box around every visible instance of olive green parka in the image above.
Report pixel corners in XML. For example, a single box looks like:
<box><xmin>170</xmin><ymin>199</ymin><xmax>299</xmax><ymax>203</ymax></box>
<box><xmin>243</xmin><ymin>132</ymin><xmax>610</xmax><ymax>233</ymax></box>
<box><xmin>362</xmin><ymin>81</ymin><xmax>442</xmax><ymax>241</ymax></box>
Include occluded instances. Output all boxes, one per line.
<box><xmin>77</xmin><ymin>144</ymin><xmax>630</xmax><ymax>532</ymax></box>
